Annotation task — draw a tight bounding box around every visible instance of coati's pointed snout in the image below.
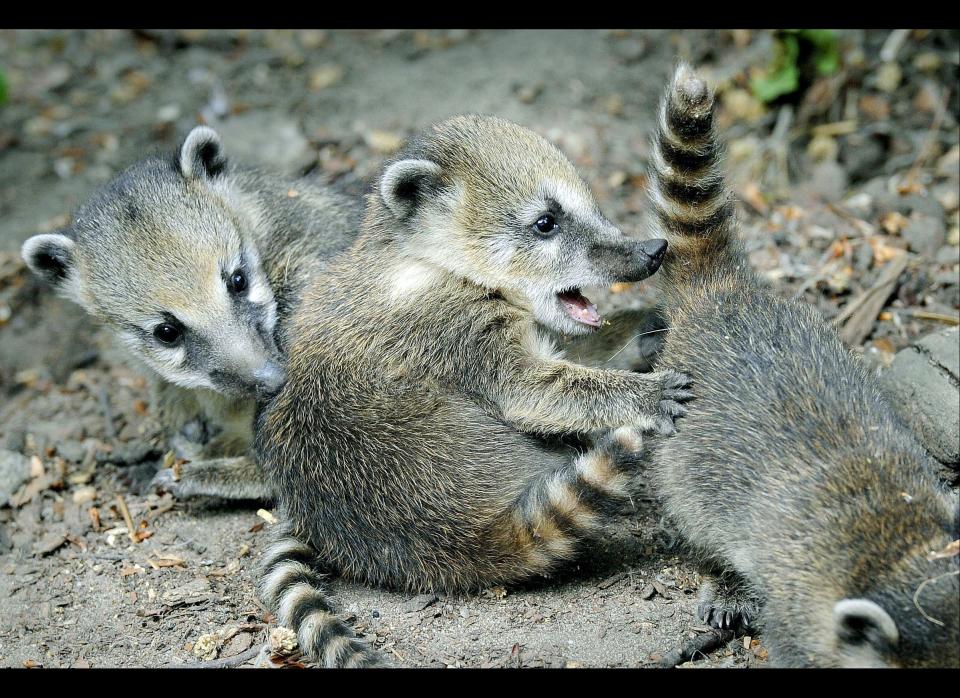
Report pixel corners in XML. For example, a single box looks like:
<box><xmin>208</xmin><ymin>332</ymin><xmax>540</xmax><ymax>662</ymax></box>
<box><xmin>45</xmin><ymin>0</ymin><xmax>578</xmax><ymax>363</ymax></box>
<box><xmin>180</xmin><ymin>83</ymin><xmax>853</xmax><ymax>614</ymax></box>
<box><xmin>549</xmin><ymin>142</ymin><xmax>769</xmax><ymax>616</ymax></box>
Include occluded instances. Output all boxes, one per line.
<box><xmin>620</xmin><ymin>238</ymin><xmax>668</xmax><ymax>282</ymax></box>
<box><xmin>640</xmin><ymin>238</ymin><xmax>668</xmax><ymax>263</ymax></box>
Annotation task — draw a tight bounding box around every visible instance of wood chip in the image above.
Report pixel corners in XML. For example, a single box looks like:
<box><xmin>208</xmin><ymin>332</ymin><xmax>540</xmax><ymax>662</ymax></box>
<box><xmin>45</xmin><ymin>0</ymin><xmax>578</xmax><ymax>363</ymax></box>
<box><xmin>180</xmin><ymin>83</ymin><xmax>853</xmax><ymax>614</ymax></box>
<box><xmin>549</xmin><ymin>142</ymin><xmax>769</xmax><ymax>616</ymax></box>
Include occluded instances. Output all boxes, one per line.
<box><xmin>597</xmin><ymin>572</ymin><xmax>627</xmax><ymax>590</ymax></box>
<box><xmin>116</xmin><ymin>494</ymin><xmax>139</xmax><ymax>544</ymax></box>
<box><xmin>256</xmin><ymin>509</ymin><xmax>277</xmax><ymax>525</ymax></box>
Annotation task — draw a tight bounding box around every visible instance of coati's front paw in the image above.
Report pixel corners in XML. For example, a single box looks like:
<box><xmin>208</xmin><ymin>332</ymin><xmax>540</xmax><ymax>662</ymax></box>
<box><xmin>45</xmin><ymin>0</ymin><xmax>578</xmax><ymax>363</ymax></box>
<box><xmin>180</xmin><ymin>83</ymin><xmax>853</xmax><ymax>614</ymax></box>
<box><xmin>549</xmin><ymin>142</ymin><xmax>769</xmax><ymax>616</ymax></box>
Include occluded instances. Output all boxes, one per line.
<box><xmin>149</xmin><ymin>467</ymin><xmax>188</xmax><ymax>499</ymax></box>
<box><xmin>648</xmin><ymin>370</ymin><xmax>693</xmax><ymax>435</ymax></box>
<box><xmin>697</xmin><ymin>579</ymin><xmax>759</xmax><ymax>632</ymax></box>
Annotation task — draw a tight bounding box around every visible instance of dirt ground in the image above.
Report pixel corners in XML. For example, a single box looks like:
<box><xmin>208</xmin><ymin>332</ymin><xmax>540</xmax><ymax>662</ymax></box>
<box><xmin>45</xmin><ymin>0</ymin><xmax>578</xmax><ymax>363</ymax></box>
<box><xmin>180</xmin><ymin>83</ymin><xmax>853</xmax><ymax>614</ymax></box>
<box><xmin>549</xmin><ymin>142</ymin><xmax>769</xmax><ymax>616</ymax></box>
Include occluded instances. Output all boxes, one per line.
<box><xmin>0</xmin><ymin>29</ymin><xmax>958</xmax><ymax>669</ymax></box>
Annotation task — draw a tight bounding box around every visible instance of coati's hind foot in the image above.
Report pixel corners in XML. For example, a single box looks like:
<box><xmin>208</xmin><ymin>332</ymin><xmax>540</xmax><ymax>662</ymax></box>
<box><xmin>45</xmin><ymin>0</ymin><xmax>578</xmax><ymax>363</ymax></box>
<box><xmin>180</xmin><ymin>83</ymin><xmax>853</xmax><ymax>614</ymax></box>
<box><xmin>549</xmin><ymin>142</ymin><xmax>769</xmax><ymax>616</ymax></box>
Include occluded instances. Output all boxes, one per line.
<box><xmin>697</xmin><ymin>576</ymin><xmax>761</xmax><ymax>633</ymax></box>
<box><xmin>150</xmin><ymin>456</ymin><xmax>274</xmax><ymax>501</ymax></box>
<box><xmin>259</xmin><ymin>524</ymin><xmax>386</xmax><ymax>667</ymax></box>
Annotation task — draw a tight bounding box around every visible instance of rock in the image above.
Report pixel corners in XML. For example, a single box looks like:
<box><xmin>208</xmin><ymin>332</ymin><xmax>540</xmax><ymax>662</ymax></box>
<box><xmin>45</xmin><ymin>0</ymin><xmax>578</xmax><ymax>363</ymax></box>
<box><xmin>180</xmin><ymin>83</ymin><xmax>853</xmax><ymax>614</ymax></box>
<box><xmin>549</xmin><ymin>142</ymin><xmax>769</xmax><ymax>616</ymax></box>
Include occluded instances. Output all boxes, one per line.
<box><xmin>936</xmin><ymin>245</ymin><xmax>960</xmax><ymax>265</ymax></box>
<box><xmin>57</xmin><ymin>440</ymin><xmax>86</xmax><ymax>463</ymax></box>
<box><xmin>0</xmin><ymin>450</ymin><xmax>32</xmax><ymax>508</ymax></box>
<box><xmin>221</xmin><ymin>631</ymin><xmax>254</xmax><ymax>658</ymax></box>
<box><xmin>800</xmin><ymin>161</ymin><xmax>849</xmax><ymax>203</ymax></box>
<box><xmin>213</xmin><ymin>112</ymin><xmax>315</xmax><ymax>175</ymax></box>
<box><xmin>839</xmin><ymin>134</ymin><xmax>888</xmax><ymax>184</ymax></box>
<box><xmin>72</xmin><ymin>486</ymin><xmax>97</xmax><ymax>505</ymax></box>
<box><xmin>899</xmin><ymin>194</ymin><xmax>945</xmax><ymax>221</ymax></box>
<box><xmin>881</xmin><ymin>327</ymin><xmax>960</xmax><ymax>470</ymax></box>
<box><xmin>161</xmin><ymin>578</ymin><xmax>214</xmax><ymax>606</ymax></box>
<box><xmin>308</xmin><ymin>64</ymin><xmax>344</xmax><ymax>92</ymax></box>
<box><xmin>901</xmin><ymin>215</ymin><xmax>947</xmax><ymax>258</ymax></box>
<box><xmin>96</xmin><ymin>441</ymin><xmax>158</xmax><ymax>465</ymax></box>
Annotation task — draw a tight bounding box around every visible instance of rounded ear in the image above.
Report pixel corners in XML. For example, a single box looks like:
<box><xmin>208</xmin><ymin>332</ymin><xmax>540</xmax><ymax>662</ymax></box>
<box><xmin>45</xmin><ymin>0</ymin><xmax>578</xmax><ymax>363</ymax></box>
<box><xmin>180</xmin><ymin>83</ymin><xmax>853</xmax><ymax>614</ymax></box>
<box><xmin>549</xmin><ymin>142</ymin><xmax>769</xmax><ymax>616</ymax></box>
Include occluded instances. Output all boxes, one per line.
<box><xmin>834</xmin><ymin>598</ymin><xmax>899</xmax><ymax>648</ymax></box>
<box><xmin>179</xmin><ymin>125</ymin><xmax>227</xmax><ymax>179</ymax></box>
<box><xmin>21</xmin><ymin>232</ymin><xmax>77</xmax><ymax>289</ymax></box>
<box><xmin>379</xmin><ymin>158</ymin><xmax>442</xmax><ymax>220</ymax></box>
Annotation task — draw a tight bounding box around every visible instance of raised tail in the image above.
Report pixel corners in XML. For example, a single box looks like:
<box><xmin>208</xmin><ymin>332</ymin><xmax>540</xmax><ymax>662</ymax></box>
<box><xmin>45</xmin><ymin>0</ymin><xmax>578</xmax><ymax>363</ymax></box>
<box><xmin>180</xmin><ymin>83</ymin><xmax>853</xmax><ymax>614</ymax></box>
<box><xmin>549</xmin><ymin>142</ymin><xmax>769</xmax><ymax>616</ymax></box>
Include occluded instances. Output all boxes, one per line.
<box><xmin>258</xmin><ymin>520</ymin><xmax>384</xmax><ymax>668</ymax></box>
<box><xmin>648</xmin><ymin>63</ymin><xmax>742</xmax><ymax>288</ymax></box>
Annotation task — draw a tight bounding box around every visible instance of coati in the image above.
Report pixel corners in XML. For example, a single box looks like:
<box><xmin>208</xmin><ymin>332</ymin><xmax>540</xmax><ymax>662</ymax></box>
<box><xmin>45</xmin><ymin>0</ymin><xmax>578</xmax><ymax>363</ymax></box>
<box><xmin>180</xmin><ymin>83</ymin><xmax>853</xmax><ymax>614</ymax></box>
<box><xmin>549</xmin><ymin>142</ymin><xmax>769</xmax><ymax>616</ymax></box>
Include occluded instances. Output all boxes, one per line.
<box><xmin>254</xmin><ymin>114</ymin><xmax>693</xmax><ymax>667</ymax></box>
<box><xmin>21</xmin><ymin>126</ymin><xmax>361</xmax><ymax>499</ymax></box>
<box><xmin>646</xmin><ymin>64</ymin><xmax>959</xmax><ymax>668</ymax></box>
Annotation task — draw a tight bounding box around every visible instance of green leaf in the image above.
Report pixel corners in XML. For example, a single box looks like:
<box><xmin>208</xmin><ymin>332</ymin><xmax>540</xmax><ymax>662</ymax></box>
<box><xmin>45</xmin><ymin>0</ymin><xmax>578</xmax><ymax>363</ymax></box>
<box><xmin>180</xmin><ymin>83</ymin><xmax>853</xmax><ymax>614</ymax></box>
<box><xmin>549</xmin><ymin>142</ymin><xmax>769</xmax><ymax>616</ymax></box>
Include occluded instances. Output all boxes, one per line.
<box><xmin>750</xmin><ymin>34</ymin><xmax>800</xmax><ymax>103</ymax></box>
<box><xmin>0</xmin><ymin>70</ymin><xmax>7</xmax><ymax>106</ymax></box>
<box><xmin>800</xmin><ymin>29</ymin><xmax>841</xmax><ymax>76</ymax></box>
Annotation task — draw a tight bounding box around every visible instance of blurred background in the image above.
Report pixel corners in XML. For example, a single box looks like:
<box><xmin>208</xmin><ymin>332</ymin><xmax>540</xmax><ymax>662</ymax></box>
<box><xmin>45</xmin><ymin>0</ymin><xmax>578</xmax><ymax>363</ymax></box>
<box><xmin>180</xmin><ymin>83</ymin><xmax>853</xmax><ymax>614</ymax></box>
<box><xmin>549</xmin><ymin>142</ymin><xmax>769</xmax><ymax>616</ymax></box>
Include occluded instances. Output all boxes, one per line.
<box><xmin>0</xmin><ymin>29</ymin><xmax>957</xmax><ymax>668</ymax></box>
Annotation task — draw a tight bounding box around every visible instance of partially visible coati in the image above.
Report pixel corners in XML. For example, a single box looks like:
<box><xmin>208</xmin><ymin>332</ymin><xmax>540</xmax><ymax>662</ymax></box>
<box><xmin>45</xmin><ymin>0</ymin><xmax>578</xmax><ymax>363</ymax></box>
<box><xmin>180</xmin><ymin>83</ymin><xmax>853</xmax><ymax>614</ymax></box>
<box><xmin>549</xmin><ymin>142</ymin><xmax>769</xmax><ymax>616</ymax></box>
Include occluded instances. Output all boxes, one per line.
<box><xmin>646</xmin><ymin>64</ymin><xmax>959</xmax><ymax>668</ymax></box>
<box><xmin>254</xmin><ymin>114</ymin><xmax>692</xmax><ymax>667</ymax></box>
<box><xmin>21</xmin><ymin>126</ymin><xmax>361</xmax><ymax>500</ymax></box>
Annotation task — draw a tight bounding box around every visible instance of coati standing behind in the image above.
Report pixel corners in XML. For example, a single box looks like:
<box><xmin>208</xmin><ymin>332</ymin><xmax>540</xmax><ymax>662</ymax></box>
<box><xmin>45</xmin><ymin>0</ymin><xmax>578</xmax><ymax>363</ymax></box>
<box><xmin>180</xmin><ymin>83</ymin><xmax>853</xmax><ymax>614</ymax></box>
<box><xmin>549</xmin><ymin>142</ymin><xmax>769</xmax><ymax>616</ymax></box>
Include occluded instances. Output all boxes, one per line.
<box><xmin>21</xmin><ymin>127</ymin><xmax>361</xmax><ymax>499</ymax></box>
<box><xmin>646</xmin><ymin>64</ymin><xmax>959</xmax><ymax>667</ymax></box>
<box><xmin>254</xmin><ymin>114</ymin><xmax>693</xmax><ymax>667</ymax></box>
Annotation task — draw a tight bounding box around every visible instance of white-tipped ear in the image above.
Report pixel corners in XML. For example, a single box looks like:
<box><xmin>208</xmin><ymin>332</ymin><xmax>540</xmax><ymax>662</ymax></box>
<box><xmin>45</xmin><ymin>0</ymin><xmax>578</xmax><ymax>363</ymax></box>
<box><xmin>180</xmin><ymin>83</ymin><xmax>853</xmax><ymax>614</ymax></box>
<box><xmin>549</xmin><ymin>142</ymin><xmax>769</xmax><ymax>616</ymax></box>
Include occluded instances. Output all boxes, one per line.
<box><xmin>179</xmin><ymin>125</ymin><xmax>227</xmax><ymax>179</ymax></box>
<box><xmin>379</xmin><ymin>158</ymin><xmax>442</xmax><ymax>220</ymax></box>
<box><xmin>21</xmin><ymin>232</ymin><xmax>77</xmax><ymax>291</ymax></box>
<box><xmin>834</xmin><ymin>598</ymin><xmax>899</xmax><ymax>647</ymax></box>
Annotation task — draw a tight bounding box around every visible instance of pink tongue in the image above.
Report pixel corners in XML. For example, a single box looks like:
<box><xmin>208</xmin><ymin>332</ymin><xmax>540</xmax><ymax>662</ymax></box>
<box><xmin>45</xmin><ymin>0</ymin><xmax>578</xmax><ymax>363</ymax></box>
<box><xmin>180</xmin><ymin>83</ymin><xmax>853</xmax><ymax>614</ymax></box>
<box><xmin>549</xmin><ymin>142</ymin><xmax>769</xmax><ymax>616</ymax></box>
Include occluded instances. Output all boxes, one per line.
<box><xmin>558</xmin><ymin>290</ymin><xmax>602</xmax><ymax>327</ymax></box>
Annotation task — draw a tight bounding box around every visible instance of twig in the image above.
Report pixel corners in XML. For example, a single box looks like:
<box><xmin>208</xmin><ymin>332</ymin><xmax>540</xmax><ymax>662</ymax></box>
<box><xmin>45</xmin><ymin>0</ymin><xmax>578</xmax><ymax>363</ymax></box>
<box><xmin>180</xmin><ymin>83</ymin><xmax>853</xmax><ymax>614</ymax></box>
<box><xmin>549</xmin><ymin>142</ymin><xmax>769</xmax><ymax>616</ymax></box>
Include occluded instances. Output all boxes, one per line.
<box><xmin>903</xmin><ymin>86</ymin><xmax>951</xmax><ymax>189</ymax></box>
<box><xmin>115</xmin><ymin>494</ymin><xmax>139</xmax><ymax>545</ymax></box>
<box><xmin>657</xmin><ymin>629</ymin><xmax>735</xmax><ymax>668</ymax></box>
<box><xmin>833</xmin><ymin>252</ymin><xmax>909</xmax><ymax>346</ymax></box>
<box><xmin>178</xmin><ymin>642</ymin><xmax>267</xmax><ymax>669</ymax></box>
<box><xmin>879</xmin><ymin>29</ymin><xmax>911</xmax><ymax>63</ymax></box>
<box><xmin>894</xmin><ymin>309</ymin><xmax>960</xmax><ymax>326</ymax></box>
<box><xmin>99</xmin><ymin>386</ymin><xmax>116</xmax><ymax>440</ymax></box>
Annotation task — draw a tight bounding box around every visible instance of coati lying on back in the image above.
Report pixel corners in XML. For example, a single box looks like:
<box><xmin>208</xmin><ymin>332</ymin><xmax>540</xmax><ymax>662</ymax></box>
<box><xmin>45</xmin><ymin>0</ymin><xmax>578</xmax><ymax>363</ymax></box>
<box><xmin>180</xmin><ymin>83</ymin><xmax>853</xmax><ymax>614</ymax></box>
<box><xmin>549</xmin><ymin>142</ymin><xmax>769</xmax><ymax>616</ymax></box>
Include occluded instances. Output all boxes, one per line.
<box><xmin>21</xmin><ymin>126</ymin><xmax>361</xmax><ymax>500</ymax></box>
<box><xmin>254</xmin><ymin>114</ymin><xmax>692</xmax><ymax>667</ymax></box>
<box><xmin>646</xmin><ymin>64</ymin><xmax>959</xmax><ymax>668</ymax></box>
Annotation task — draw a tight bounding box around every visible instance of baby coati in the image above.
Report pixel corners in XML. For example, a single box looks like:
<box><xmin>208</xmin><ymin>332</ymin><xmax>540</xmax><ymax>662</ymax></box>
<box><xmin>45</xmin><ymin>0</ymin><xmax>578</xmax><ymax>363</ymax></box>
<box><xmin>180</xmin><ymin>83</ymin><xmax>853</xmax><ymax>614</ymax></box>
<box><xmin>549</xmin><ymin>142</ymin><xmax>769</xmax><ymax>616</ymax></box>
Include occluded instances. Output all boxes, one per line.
<box><xmin>254</xmin><ymin>114</ymin><xmax>692</xmax><ymax>667</ymax></box>
<box><xmin>21</xmin><ymin>126</ymin><xmax>361</xmax><ymax>499</ymax></box>
<box><xmin>646</xmin><ymin>64</ymin><xmax>959</xmax><ymax>668</ymax></box>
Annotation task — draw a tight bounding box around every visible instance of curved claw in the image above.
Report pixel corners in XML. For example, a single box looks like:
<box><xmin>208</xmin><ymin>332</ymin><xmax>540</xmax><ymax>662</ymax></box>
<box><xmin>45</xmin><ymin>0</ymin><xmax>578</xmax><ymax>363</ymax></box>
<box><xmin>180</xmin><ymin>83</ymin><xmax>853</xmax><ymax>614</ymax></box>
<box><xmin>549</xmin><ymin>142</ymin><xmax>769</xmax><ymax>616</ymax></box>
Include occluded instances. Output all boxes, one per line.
<box><xmin>661</xmin><ymin>400</ymin><xmax>688</xmax><ymax>418</ymax></box>
<box><xmin>149</xmin><ymin>468</ymin><xmax>183</xmax><ymax>498</ymax></box>
<box><xmin>664</xmin><ymin>389</ymin><xmax>695</xmax><ymax>403</ymax></box>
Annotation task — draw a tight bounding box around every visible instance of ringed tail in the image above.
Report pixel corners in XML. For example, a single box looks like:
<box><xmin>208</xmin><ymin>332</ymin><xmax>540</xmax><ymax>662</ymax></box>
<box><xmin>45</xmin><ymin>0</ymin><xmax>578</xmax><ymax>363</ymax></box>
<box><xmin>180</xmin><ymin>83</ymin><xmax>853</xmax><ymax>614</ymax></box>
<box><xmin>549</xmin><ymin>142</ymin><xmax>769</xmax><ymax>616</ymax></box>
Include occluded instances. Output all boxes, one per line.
<box><xmin>258</xmin><ymin>522</ymin><xmax>383</xmax><ymax>668</ymax></box>
<box><xmin>648</xmin><ymin>62</ymin><xmax>741</xmax><ymax>286</ymax></box>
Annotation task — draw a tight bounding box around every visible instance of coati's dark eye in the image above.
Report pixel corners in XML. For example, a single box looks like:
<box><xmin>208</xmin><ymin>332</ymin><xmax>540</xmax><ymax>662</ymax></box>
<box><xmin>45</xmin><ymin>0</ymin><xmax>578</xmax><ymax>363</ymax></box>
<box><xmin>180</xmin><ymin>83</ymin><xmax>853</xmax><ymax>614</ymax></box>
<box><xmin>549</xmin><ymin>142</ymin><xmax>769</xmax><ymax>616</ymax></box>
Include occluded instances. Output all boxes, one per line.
<box><xmin>228</xmin><ymin>269</ymin><xmax>247</xmax><ymax>294</ymax></box>
<box><xmin>534</xmin><ymin>214</ymin><xmax>559</xmax><ymax>236</ymax></box>
<box><xmin>153</xmin><ymin>323</ymin><xmax>182</xmax><ymax>346</ymax></box>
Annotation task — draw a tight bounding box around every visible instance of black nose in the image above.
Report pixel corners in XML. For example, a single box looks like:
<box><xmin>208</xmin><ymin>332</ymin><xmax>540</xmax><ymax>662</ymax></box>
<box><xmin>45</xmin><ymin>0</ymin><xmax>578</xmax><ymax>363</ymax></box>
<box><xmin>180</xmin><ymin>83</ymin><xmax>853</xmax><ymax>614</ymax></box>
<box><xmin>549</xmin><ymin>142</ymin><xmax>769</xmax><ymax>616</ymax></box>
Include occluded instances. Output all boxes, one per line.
<box><xmin>639</xmin><ymin>238</ymin><xmax>668</xmax><ymax>262</ymax></box>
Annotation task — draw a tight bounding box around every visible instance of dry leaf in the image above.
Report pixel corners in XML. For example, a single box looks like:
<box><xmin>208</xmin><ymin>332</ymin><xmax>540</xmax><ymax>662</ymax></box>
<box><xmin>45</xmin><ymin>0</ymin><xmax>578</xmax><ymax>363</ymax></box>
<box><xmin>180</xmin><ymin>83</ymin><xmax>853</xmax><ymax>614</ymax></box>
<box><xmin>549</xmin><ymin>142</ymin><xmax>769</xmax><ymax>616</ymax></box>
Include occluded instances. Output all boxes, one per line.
<box><xmin>880</xmin><ymin>211</ymin><xmax>909</xmax><ymax>235</ymax></box>
<box><xmin>741</xmin><ymin>182</ymin><xmax>768</xmax><ymax>214</ymax></box>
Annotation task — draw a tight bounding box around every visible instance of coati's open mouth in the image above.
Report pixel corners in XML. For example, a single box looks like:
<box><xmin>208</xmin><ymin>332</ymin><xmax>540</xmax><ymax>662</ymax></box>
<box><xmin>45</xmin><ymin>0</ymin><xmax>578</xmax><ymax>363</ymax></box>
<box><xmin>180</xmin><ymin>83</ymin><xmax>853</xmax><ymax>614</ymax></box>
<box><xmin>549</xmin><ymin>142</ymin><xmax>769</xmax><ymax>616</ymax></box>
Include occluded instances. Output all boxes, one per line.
<box><xmin>557</xmin><ymin>288</ymin><xmax>602</xmax><ymax>328</ymax></box>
